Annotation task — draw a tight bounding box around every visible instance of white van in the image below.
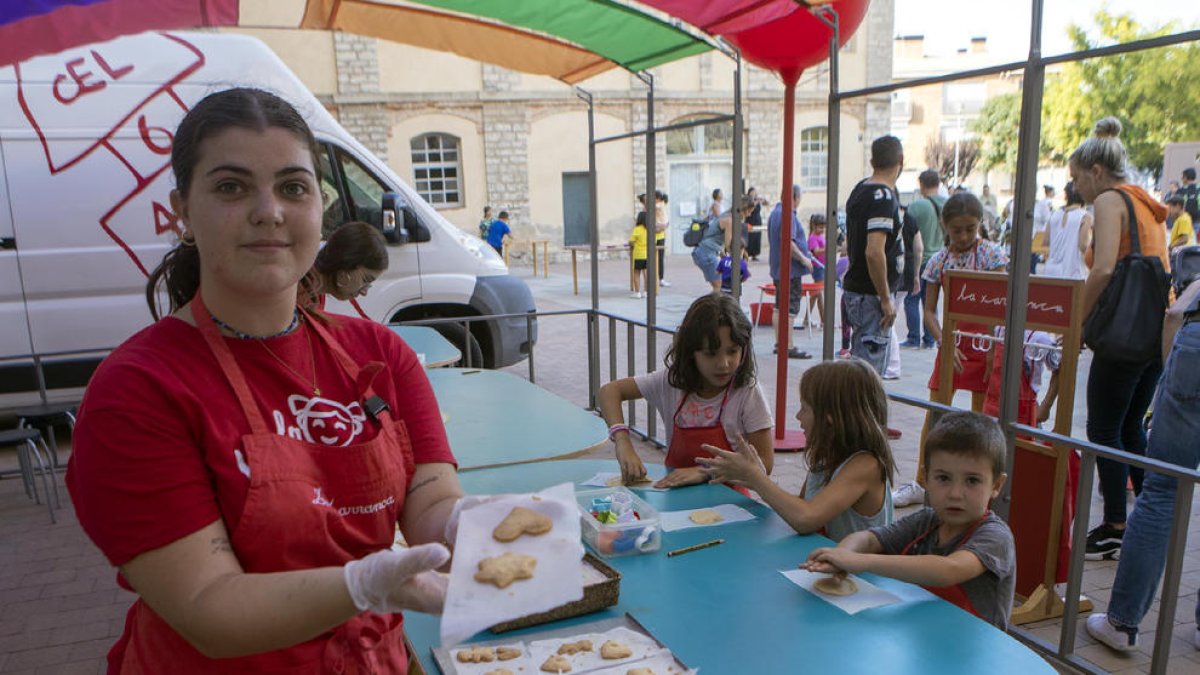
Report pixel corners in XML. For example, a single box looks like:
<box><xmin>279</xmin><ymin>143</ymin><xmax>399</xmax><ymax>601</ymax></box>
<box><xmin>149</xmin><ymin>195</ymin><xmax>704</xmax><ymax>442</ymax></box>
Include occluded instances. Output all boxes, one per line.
<box><xmin>0</xmin><ymin>31</ymin><xmax>536</xmax><ymax>395</ymax></box>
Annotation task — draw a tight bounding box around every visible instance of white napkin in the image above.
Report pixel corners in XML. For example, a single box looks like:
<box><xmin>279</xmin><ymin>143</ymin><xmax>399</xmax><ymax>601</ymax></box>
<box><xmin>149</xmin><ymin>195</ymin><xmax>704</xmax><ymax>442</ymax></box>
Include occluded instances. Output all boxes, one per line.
<box><xmin>588</xmin><ymin>648</ymin><xmax>697</xmax><ymax>674</ymax></box>
<box><xmin>659</xmin><ymin>503</ymin><xmax>756</xmax><ymax>532</ymax></box>
<box><xmin>779</xmin><ymin>568</ymin><xmax>902</xmax><ymax>615</ymax></box>
<box><xmin>527</xmin><ymin>626</ymin><xmax>667</xmax><ymax>674</ymax></box>
<box><xmin>440</xmin><ymin>483</ymin><xmax>584</xmax><ymax>645</ymax></box>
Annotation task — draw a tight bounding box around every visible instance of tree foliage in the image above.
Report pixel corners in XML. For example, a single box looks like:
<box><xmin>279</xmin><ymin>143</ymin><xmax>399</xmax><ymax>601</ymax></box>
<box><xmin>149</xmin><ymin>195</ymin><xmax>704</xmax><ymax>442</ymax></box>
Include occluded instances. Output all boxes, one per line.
<box><xmin>1042</xmin><ymin>10</ymin><xmax>1200</xmax><ymax>176</ymax></box>
<box><xmin>970</xmin><ymin>93</ymin><xmax>1022</xmax><ymax>176</ymax></box>
<box><xmin>924</xmin><ymin>135</ymin><xmax>980</xmax><ymax>185</ymax></box>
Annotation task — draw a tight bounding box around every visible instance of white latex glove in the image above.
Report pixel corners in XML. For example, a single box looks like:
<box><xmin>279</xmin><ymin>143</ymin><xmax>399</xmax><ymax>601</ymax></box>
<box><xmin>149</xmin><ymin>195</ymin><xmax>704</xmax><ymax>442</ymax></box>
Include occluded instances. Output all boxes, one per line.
<box><xmin>442</xmin><ymin>494</ymin><xmax>509</xmax><ymax>546</ymax></box>
<box><xmin>343</xmin><ymin>543</ymin><xmax>450</xmax><ymax>615</ymax></box>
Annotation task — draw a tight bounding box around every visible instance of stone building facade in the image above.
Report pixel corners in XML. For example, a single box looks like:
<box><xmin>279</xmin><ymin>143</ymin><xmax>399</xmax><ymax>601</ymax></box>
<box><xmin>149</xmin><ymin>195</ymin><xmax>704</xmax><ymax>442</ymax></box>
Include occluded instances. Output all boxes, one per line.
<box><xmin>230</xmin><ymin>0</ymin><xmax>894</xmax><ymax>261</ymax></box>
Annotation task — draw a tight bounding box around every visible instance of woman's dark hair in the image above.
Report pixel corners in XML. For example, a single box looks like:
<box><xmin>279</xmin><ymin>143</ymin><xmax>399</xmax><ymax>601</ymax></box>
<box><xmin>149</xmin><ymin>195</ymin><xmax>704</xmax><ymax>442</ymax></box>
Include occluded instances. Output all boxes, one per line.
<box><xmin>712</xmin><ymin>188</ymin><xmax>722</xmax><ymax>200</ymax></box>
<box><xmin>941</xmin><ymin>191</ymin><xmax>984</xmax><ymax>224</ymax></box>
<box><xmin>801</xmin><ymin>359</ymin><xmax>895</xmax><ymax>486</ymax></box>
<box><xmin>314</xmin><ymin>221</ymin><xmax>388</xmax><ymax>277</ymax></box>
<box><xmin>1064</xmin><ymin>181</ymin><xmax>1084</xmax><ymax>206</ymax></box>
<box><xmin>145</xmin><ymin>88</ymin><xmax>322</xmax><ymax>319</ymax></box>
<box><xmin>665</xmin><ymin>293</ymin><xmax>756</xmax><ymax>393</ymax></box>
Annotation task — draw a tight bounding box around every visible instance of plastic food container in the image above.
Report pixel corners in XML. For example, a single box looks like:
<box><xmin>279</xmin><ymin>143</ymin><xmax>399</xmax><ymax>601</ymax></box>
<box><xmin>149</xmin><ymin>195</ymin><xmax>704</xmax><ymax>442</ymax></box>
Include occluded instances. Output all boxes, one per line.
<box><xmin>576</xmin><ymin>487</ymin><xmax>661</xmax><ymax>557</ymax></box>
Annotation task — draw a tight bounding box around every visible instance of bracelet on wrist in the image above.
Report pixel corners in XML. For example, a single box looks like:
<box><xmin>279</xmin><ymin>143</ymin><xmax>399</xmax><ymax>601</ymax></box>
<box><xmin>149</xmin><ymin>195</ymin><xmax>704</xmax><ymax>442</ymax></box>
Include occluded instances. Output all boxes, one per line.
<box><xmin>607</xmin><ymin>424</ymin><xmax>630</xmax><ymax>441</ymax></box>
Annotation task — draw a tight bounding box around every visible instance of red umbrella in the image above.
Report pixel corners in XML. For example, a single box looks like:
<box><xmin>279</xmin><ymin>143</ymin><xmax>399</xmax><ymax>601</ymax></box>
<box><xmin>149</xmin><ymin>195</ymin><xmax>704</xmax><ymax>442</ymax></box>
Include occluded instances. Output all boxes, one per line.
<box><xmin>642</xmin><ymin>0</ymin><xmax>872</xmax><ymax>448</ymax></box>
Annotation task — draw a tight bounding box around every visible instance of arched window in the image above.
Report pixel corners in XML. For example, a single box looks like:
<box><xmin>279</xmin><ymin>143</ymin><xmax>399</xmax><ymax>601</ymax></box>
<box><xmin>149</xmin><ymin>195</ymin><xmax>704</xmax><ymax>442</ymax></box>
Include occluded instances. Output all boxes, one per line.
<box><xmin>800</xmin><ymin>126</ymin><xmax>828</xmax><ymax>190</ymax></box>
<box><xmin>410</xmin><ymin>133</ymin><xmax>462</xmax><ymax>207</ymax></box>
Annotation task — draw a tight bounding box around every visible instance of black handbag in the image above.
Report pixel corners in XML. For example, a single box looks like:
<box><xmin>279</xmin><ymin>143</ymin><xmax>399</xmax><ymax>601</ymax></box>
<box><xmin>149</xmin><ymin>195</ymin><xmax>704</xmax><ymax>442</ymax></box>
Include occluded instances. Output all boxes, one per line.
<box><xmin>1082</xmin><ymin>189</ymin><xmax>1171</xmax><ymax>363</ymax></box>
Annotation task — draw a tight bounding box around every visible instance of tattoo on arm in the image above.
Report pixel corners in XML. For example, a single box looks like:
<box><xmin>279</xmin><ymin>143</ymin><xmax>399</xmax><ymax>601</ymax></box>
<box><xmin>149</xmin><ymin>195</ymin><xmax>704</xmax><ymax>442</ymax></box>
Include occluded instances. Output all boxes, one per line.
<box><xmin>210</xmin><ymin>537</ymin><xmax>233</xmax><ymax>554</ymax></box>
<box><xmin>407</xmin><ymin>475</ymin><xmax>439</xmax><ymax>495</ymax></box>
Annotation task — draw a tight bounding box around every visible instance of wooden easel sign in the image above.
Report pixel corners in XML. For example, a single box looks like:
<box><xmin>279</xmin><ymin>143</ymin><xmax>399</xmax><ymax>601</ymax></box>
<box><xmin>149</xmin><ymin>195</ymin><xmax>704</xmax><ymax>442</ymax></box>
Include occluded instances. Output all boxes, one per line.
<box><xmin>933</xmin><ymin>271</ymin><xmax>1086</xmax><ymax>624</ymax></box>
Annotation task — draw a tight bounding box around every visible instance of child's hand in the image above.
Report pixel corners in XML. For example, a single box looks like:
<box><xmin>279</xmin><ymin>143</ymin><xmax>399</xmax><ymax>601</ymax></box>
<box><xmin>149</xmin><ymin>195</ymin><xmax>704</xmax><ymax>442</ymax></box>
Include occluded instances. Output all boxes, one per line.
<box><xmin>803</xmin><ymin>547</ymin><xmax>867</xmax><ymax>575</ymax></box>
<box><xmin>615</xmin><ymin>440</ymin><xmax>647</xmax><ymax>485</ymax></box>
<box><xmin>653</xmin><ymin>466</ymin><xmax>707</xmax><ymax>489</ymax></box>
<box><xmin>952</xmin><ymin>346</ymin><xmax>965</xmax><ymax>373</ymax></box>
<box><xmin>696</xmin><ymin>437</ymin><xmax>764</xmax><ymax>486</ymax></box>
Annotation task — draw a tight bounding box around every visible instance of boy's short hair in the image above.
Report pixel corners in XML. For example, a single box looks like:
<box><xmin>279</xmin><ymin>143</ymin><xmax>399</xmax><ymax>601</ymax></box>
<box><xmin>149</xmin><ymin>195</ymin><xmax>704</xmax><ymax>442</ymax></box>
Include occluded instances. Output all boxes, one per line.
<box><xmin>1166</xmin><ymin>195</ymin><xmax>1185</xmax><ymax>207</ymax></box>
<box><xmin>924</xmin><ymin>411</ymin><xmax>1007</xmax><ymax>479</ymax></box>
<box><xmin>498</xmin><ymin>210</ymin><xmax>510</xmax><ymax>220</ymax></box>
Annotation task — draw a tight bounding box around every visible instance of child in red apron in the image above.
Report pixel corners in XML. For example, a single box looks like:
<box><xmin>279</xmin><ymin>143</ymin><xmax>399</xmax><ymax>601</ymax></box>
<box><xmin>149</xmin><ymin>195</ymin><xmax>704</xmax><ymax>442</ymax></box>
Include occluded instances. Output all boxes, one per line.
<box><xmin>698</xmin><ymin>359</ymin><xmax>897</xmax><ymax>541</ymax></box>
<box><xmin>921</xmin><ymin>193</ymin><xmax>1009</xmax><ymax>406</ymax></box>
<box><xmin>599</xmin><ymin>293</ymin><xmax>775</xmax><ymax>489</ymax></box>
<box><xmin>804</xmin><ymin>411</ymin><xmax>1016</xmax><ymax>629</ymax></box>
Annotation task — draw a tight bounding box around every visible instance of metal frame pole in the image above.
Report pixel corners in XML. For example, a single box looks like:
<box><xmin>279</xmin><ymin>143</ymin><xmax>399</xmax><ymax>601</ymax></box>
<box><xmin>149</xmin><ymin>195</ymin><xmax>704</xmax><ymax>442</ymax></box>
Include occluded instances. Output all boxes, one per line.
<box><xmin>577</xmin><ymin>87</ymin><xmax>601</xmax><ymax>408</ymax></box>
<box><xmin>815</xmin><ymin>7</ymin><xmax>840</xmax><ymax>361</ymax></box>
<box><xmin>730</xmin><ymin>49</ymin><xmax>744</xmax><ymax>298</ymax></box>
<box><xmin>639</xmin><ymin>72</ymin><xmax>659</xmax><ymax>325</ymax></box>
<box><xmin>994</xmin><ymin>0</ymin><xmax>1046</xmax><ymax>519</ymax></box>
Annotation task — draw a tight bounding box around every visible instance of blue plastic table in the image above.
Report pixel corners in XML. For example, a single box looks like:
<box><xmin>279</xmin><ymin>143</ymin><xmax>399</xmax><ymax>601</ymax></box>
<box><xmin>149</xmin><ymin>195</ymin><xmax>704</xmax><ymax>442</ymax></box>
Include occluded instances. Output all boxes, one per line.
<box><xmin>390</xmin><ymin>325</ymin><xmax>461</xmax><ymax>368</ymax></box>
<box><xmin>426</xmin><ymin>370</ymin><xmax>608</xmax><ymax>471</ymax></box>
<box><xmin>405</xmin><ymin>460</ymin><xmax>1054</xmax><ymax>674</ymax></box>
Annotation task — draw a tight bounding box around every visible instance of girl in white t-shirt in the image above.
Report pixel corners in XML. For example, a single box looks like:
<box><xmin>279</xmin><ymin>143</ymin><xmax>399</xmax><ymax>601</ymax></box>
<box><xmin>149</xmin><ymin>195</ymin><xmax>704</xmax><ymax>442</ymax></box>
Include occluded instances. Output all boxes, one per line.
<box><xmin>1042</xmin><ymin>181</ymin><xmax>1092</xmax><ymax>280</ymax></box>
<box><xmin>599</xmin><ymin>293</ymin><xmax>774</xmax><ymax>488</ymax></box>
<box><xmin>701</xmin><ymin>359</ymin><xmax>896</xmax><ymax>541</ymax></box>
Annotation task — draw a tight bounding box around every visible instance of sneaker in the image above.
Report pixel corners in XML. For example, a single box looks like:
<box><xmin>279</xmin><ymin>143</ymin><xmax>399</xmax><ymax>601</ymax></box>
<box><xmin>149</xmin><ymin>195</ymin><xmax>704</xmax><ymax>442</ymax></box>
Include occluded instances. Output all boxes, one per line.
<box><xmin>630</xmin><ymin>292</ymin><xmax>642</xmax><ymax>299</ymax></box>
<box><xmin>837</xmin><ymin>348</ymin><xmax>851</xmax><ymax>359</ymax></box>
<box><xmin>899</xmin><ymin>339</ymin><xmax>921</xmax><ymax>349</ymax></box>
<box><xmin>922</xmin><ymin>341</ymin><xmax>938</xmax><ymax>350</ymax></box>
<box><xmin>883</xmin><ymin>372</ymin><xmax>900</xmax><ymax>381</ymax></box>
<box><xmin>1084</xmin><ymin>523</ymin><xmax>1125</xmax><ymax>561</ymax></box>
<box><xmin>892</xmin><ymin>481</ymin><xmax>925</xmax><ymax>507</ymax></box>
<box><xmin>1085</xmin><ymin>614</ymin><xmax>1138</xmax><ymax>652</ymax></box>
<box><xmin>660</xmin><ymin>280</ymin><xmax>672</xmax><ymax>287</ymax></box>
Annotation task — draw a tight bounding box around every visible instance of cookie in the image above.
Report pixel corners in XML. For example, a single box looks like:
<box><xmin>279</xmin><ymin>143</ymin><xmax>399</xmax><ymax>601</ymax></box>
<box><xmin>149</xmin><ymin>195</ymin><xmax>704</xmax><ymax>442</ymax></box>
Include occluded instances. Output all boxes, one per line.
<box><xmin>626</xmin><ymin>669</ymin><xmax>655</xmax><ymax>675</ymax></box>
<box><xmin>606</xmin><ymin>476</ymin><xmax>652</xmax><ymax>487</ymax></box>
<box><xmin>484</xmin><ymin>670</ymin><xmax>513</xmax><ymax>675</ymax></box>
<box><xmin>455</xmin><ymin>646</ymin><xmax>495</xmax><ymax>663</ymax></box>
<box><xmin>474</xmin><ymin>552</ymin><xmax>537</xmax><ymax>588</ymax></box>
<box><xmin>493</xmin><ymin>506</ymin><xmax>553</xmax><ymax>542</ymax></box>
<box><xmin>599</xmin><ymin>640</ymin><xmax>632</xmax><ymax>659</ymax></box>
<box><xmin>540</xmin><ymin>654</ymin><xmax>573</xmax><ymax>673</ymax></box>
<box><xmin>556</xmin><ymin>639</ymin><xmax>593</xmax><ymax>655</ymax></box>
<box><xmin>688</xmin><ymin>509</ymin><xmax>724</xmax><ymax>525</ymax></box>
<box><xmin>813</xmin><ymin>575</ymin><xmax>859</xmax><ymax>596</ymax></box>
<box><xmin>496</xmin><ymin>646</ymin><xmax>521</xmax><ymax>661</ymax></box>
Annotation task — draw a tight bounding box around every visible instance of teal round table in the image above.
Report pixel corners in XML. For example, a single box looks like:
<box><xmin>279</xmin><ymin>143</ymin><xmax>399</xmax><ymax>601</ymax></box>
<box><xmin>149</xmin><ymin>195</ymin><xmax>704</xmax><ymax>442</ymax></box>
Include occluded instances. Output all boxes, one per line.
<box><xmin>390</xmin><ymin>325</ymin><xmax>461</xmax><ymax>368</ymax></box>
<box><xmin>404</xmin><ymin>460</ymin><xmax>1055</xmax><ymax>674</ymax></box>
<box><xmin>426</xmin><ymin>369</ymin><xmax>608</xmax><ymax>471</ymax></box>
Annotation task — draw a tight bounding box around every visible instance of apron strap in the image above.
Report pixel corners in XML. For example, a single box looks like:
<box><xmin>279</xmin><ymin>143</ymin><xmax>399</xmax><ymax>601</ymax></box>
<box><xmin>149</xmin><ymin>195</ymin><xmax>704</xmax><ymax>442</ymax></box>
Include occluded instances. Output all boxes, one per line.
<box><xmin>303</xmin><ymin>310</ymin><xmax>391</xmax><ymax>422</ymax></box>
<box><xmin>191</xmin><ymin>291</ymin><xmax>271</xmax><ymax>436</ymax></box>
<box><xmin>672</xmin><ymin>381</ymin><xmax>735</xmax><ymax>427</ymax></box>
<box><xmin>901</xmin><ymin>510</ymin><xmax>991</xmax><ymax>555</ymax></box>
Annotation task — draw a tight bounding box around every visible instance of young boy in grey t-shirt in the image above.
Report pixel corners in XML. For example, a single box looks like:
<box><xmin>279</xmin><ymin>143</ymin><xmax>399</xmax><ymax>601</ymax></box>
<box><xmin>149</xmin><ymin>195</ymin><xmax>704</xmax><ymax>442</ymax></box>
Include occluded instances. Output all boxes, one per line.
<box><xmin>804</xmin><ymin>411</ymin><xmax>1016</xmax><ymax>629</ymax></box>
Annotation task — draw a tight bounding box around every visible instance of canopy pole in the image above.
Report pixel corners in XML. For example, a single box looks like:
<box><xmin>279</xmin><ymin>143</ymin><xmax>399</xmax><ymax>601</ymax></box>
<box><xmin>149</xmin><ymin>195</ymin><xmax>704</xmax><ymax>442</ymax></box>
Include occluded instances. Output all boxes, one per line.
<box><xmin>577</xmin><ymin>86</ymin><xmax>601</xmax><ymax>409</ymax></box>
<box><xmin>774</xmin><ymin>81</ymin><xmax>797</xmax><ymax>442</ymax></box>
<box><xmin>730</xmin><ymin>48</ymin><xmax>744</xmax><ymax>298</ymax></box>
<box><xmin>640</xmin><ymin>71</ymin><xmax>659</xmax><ymax>344</ymax></box>
<box><xmin>815</xmin><ymin>6</ymin><xmax>840</xmax><ymax>361</ymax></box>
<box><xmin>995</xmin><ymin>0</ymin><xmax>1047</xmax><ymax>519</ymax></box>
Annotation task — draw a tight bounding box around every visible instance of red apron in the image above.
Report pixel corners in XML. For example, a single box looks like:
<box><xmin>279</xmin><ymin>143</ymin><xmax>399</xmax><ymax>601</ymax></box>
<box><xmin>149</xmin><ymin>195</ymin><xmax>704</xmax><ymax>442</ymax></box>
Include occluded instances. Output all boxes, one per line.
<box><xmin>666</xmin><ymin>387</ymin><xmax>755</xmax><ymax>496</ymax></box>
<box><xmin>113</xmin><ymin>292</ymin><xmax>415</xmax><ymax>674</ymax></box>
<box><xmin>900</xmin><ymin>512</ymin><xmax>990</xmax><ymax>618</ymax></box>
<box><xmin>928</xmin><ymin>244</ymin><xmax>991</xmax><ymax>394</ymax></box>
<box><xmin>982</xmin><ymin>340</ymin><xmax>1080</xmax><ymax>585</ymax></box>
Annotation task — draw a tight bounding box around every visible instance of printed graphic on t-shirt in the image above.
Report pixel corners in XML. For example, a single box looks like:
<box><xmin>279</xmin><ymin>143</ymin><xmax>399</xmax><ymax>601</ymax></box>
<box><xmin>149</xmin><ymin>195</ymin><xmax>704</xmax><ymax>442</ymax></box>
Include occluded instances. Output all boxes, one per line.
<box><xmin>271</xmin><ymin>394</ymin><xmax>367</xmax><ymax>447</ymax></box>
<box><xmin>676</xmin><ymin>398</ymin><xmax>722</xmax><ymax>427</ymax></box>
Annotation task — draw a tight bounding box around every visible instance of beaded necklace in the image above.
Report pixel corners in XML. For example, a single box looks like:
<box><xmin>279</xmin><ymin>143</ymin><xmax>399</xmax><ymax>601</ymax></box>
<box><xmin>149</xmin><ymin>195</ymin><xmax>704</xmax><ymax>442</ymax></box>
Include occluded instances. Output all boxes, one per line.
<box><xmin>210</xmin><ymin>309</ymin><xmax>300</xmax><ymax>340</ymax></box>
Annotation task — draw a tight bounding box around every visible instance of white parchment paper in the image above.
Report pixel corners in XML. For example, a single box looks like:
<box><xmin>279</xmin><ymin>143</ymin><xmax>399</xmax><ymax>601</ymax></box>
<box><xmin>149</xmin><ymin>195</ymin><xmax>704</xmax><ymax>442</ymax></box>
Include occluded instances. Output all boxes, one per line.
<box><xmin>659</xmin><ymin>503</ymin><xmax>756</xmax><ymax>532</ymax></box>
<box><xmin>779</xmin><ymin>568</ymin><xmax>902</xmax><ymax>615</ymax></box>
<box><xmin>441</xmin><ymin>483</ymin><xmax>584</xmax><ymax>646</ymax></box>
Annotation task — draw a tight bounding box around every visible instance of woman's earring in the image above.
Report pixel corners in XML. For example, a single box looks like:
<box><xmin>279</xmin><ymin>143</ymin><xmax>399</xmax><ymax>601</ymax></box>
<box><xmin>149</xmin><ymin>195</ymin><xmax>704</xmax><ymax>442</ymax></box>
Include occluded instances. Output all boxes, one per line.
<box><xmin>180</xmin><ymin>231</ymin><xmax>196</xmax><ymax>247</ymax></box>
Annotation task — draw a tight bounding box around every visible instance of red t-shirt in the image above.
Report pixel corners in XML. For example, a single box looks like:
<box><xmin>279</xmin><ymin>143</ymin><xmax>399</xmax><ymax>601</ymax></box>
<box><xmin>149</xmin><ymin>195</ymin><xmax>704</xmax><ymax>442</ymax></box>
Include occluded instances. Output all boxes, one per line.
<box><xmin>67</xmin><ymin>313</ymin><xmax>456</xmax><ymax>568</ymax></box>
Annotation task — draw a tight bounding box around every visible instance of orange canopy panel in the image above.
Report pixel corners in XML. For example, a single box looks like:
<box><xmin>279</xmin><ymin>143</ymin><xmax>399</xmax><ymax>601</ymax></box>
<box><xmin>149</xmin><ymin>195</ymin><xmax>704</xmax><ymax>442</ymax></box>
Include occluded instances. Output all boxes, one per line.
<box><xmin>300</xmin><ymin>0</ymin><xmax>616</xmax><ymax>84</ymax></box>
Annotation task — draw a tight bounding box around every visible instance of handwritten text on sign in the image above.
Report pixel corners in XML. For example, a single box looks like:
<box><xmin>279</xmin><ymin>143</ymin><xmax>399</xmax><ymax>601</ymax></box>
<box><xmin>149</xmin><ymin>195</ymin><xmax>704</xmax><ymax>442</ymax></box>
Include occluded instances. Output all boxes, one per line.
<box><xmin>946</xmin><ymin>272</ymin><xmax>1076</xmax><ymax>330</ymax></box>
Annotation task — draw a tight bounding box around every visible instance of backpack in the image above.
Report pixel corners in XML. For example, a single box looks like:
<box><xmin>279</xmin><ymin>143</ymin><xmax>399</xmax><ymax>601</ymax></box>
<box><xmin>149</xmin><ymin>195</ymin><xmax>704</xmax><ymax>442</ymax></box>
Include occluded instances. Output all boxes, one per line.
<box><xmin>683</xmin><ymin>218</ymin><xmax>708</xmax><ymax>247</ymax></box>
<box><xmin>1182</xmin><ymin>183</ymin><xmax>1200</xmax><ymax>221</ymax></box>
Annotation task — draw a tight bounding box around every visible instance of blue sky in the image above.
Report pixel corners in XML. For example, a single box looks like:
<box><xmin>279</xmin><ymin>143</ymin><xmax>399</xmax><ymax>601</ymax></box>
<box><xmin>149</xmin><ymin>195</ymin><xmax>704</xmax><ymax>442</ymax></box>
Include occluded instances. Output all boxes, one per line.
<box><xmin>894</xmin><ymin>0</ymin><xmax>1189</xmax><ymax>60</ymax></box>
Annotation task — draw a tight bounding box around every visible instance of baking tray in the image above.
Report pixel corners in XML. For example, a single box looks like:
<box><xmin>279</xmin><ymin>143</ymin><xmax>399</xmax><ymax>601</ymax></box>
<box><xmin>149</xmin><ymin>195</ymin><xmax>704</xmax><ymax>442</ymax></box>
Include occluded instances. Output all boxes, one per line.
<box><xmin>489</xmin><ymin>552</ymin><xmax>620</xmax><ymax>633</ymax></box>
<box><xmin>430</xmin><ymin>613</ymin><xmax>690</xmax><ymax>675</ymax></box>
